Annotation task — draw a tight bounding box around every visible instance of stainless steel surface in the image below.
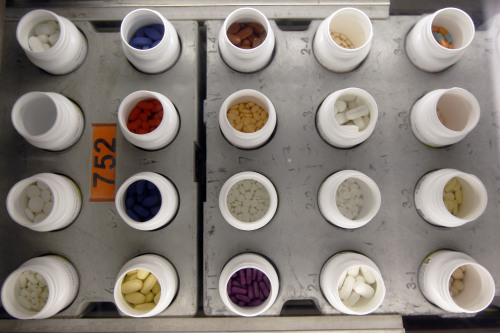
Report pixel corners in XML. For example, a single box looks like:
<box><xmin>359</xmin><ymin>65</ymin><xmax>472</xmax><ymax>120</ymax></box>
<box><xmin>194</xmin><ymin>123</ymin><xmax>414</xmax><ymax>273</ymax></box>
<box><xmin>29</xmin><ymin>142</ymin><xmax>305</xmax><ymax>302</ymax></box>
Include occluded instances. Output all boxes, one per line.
<box><xmin>3</xmin><ymin>1</ymin><xmax>389</xmax><ymax>20</ymax></box>
<box><xmin>204</xmin><ymin>16</ymin><xmax>500</xmax><ymax>316</ymax></box>
<box><xmin>0</xmin><ymin>17</ymin><xmax>200</xmax><ymax>317</ymax></box>
<box><xmin>0</xmin><ymin>315</ymin><xmax>404</xmax><ymax>332</ymax></box>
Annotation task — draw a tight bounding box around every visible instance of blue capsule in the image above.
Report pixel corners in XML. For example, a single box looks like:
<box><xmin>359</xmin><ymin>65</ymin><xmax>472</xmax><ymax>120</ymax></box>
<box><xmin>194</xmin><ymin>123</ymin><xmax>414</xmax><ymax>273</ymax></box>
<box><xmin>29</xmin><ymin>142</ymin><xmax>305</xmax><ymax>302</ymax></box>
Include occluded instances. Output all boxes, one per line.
<box><xmin>130</xmin><ymin>36</ymin><xmax>152</xmax><ymax>47</ymax></box>
<box><xmin>145</xmin><ymin>27</ymin><xmax>163</xmax><ymax>41</ymax></box>
<box><xmin>142</xmin><ymin>195</ymin><xmax>159</xmax><ymax>207</ymax></box>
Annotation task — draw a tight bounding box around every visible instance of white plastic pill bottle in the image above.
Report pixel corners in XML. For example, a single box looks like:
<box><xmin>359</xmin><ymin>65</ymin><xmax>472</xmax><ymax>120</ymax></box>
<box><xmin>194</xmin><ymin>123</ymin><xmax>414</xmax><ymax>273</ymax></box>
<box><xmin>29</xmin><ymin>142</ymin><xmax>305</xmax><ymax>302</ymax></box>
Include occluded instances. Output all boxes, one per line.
<box><xmin>219</xmin><ymin>171</ymin><xmax>278</xmax><ymax>231</ymax></box>
<box><xmin>118</xmin><ymin>90</ymin><xmax>179</xmax><ymax>151</ymax></box>
<box><xmin>121</xmin><ymin>8</ymin><xmax>180</xmax><ymax>74</ymax></box>
<box><xmin>406</xmin><ymin>8</ymin><xmax>475</xmax><ymax>72</ymax></box>
<box><xmin>16</xmin><ymin>9</ymin><xmax>87</xmax><ymax>75</ymax></box>
<box><xmin>115</xmin><ymin>172</ymin><xmax>178</xmax><ymax>231</ymax></box>
<box><xmin>6</xmin><ymin>173</ymin><xmax>82</xmax><ymax>232</ymax></box>
<box><xmin>320</xmin><ymin>252</ymin><xmax>386</xmax><ymax>315</ymax></box>
<box><xmin>419</xmin><ymin>250</ymin><xmax>495</xmax><ymax>313</ymax></box>
<box><xmin>218</xmin><ymin>7</ymin><xmax>275</xmax><ymax>73</ymax></box>
<box><xmin>316</xmin><ymin>87</ymin><xmax>378</xmax><ymax>148</ymax></box>
<box><xmin>219</xmin><ymin>89</ymin><xmax>277</xmax><ymax>149</ymax></box>
<box><xmin>410</xmin><ymin>87</ymin><xmax>480</xmax><ymax>147</ymax></box>
<box><xmin>318</xmin><ymin>170</ymin><xmax>381</xmax><ymax>229</ymax></box>
<box><xmin>219</xmin><ymin>253</ymin><xmax>280</xmax><ymax>317</ymax></box>
<box><xmin>11</xmin><ymin>92</ymin><xmax>84</xmax><ymax>151</ymax></box>
<box><xmin>313</xmin><ymin>8</ymin><xmax>373</xmax><ymax>73</ymax></box>
<box><xmin>1</xmin><ymin>255</ymin><xmax>79</xmax><ymax>319</ymax></box>
<box><xmin>414</xmin><ymin>169</ymin><xmax>487</xmax><ymax>228</ymax></box>
<box><xmin>114</xmin><ymin>254</ymin><xmax>178</xmax><ymax>317</ymax></box>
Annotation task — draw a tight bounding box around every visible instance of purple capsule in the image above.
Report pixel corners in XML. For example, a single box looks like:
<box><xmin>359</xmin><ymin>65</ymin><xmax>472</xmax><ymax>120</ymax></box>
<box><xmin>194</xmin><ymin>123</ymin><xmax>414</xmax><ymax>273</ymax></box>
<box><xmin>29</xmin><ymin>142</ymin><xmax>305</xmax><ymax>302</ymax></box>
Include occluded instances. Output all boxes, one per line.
<box><xmin>231</xmin><ymin>286</ymin><xmax>247</xmax><ymax>295</ymax></box>
<box><xmin>246</xmin><ymin>268</ymin><xmax>252</xmax><ymax>285</ymax></box>
<box><xmin>263</xmin><ymin>275</ymin><xmax>271</xmax><ymax>290</ymax></box>
<box><xmin>259</xmin><ymin>281</ymin><xmax>270</xmax><ymax>298</ymax></box>
<box><xmin>235</xmin><ymin>294</ymin><xmax>250</xmax><ymax>303</ymax></box>
<box><xmin>238</xmin><ymin>301</ymin><xmax>246</xmax><ymax>307</ymax></box>
<box><xmin>232</xmin><ymin>280</ymin><xmax>241</xmax><ymax>287</ymax></box>
<box><xmin>239</xmin><ymin>270</ymin><xmax>246</xmax><ymax>286</ymax></box>
<box><xmin>257</xmin><ymin>270</ymin><xmax>263</xmax><ymax>281</ymax></box>
<box><xmin>230</xmin><ymin>295</ymin><xmax>238</xmax><ymax>304</ymax></box>
<box><xmin>249</xmin><ymin>299</ymin><xmax>263</xmax><ymax>306</ymax></box>
<box><xmin>227</xmin><ymin>281</ymin><xmax>232</xmax><ymax>295</ymax></box>
<box><xmin>253</xmin><ymin>281</ymin><xmax>260</xmax><ymax>298</ymax></box>
<box><xmin>231</xmin><ymin>272</ymin><xmax>238</xmax><ymax>279</ymax></box>
<box><xmin>248</xmin><ymin>284</ymin><xmax>254</xmax><ymax>300</ymax></box>
<box><xmin>252</xmin><ymin>269</ymin><xmax>257</xmax><ymax>281</ymax></box>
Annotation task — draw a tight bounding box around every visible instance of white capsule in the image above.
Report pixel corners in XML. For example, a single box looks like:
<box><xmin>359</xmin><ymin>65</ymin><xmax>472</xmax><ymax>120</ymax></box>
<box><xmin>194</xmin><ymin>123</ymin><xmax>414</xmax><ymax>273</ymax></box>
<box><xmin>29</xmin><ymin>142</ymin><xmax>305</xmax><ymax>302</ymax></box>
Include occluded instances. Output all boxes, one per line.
<box><xmin>26</xmin><ymin>185</ymin><xmax>41</xmax><ymax>198</ymax></box>
<box><xmin>334</xmin><ymin>112</ymin><xmax>348</xmax><ymax>125</ymax></box>
<box><xmin>48</xmin><ymin>31</ymin><xmax>60</xmax><ymax>45</ymax></box>
<box><xmin>343</xmin><ymin>290</ymin><xmax>361</xmax><ymax>307</ymax></box>
<box><xmin>347</xmin><ymin>266</ymin><xmax>359</xmax><ymax>277</ymax></box>
<box><xmin>335</xmin><ymin>100</ymin><xmax>347</xmax><ymax>113</ymax></box>
<box><xmin>19</xmin><ymin>274</ymin><xmax>28</xmax><ymax>288</ymax></box>
<box><xmin>28</xmin><ymin>197</ymin><xmax>44</xmax><ymax>213</ymax></box>
<box><xmin>348</xmin><ymin>101</ymin><xmax>357</xmax><ymax>109</ymax></box>
<box><xmin>20</xmin><ymin>288</ymin><xmax>30</xmax><ymax>297</ymax></box>
<box><xmin>34</xmin><ymin>213</ymin><xmax>47</xmax><ymax>223</ymax></box>
<box><xmin>25</xmin><ymin>208</ymin><xmax>35</xmax><ymax>221</ymax></box>
<box><xmin>28</xmin><ymin>36</ymin><xmax>44</xmax><ymax>52</ymax></box>
<box><xmin>43</xmin><ymin>201</ymin><xmax>53</xmax><ymax>215</ymax></box>
<box><xmin>354</xmin><ymin>281</ymin><xmax>375</xmax><ymax>298</ymax></box>
<box><xmin>26</xmin><ymin>272</ymin><xmax>38</xmax><ymax>284</ymax></box>
<box><xmin>17</xmin><ymin>295</ymin><xmax>32</xmax><ymax>310</ymax></box>
<box><xmin>360</xmin><ymin>266</ymin><xmax>376</xmax><ymax>284</ymax></box>
<box><xmin>346</xmin><ymin>105</ymin><xmax>369</xmax><ymax>120</ymax></box>
<box><xmin>36</xmin><ymin>274</ymin><xmax>46</xmax><ymax>287</ymax></box>
<box><xmin>339</xmin><ymin>275</ymin><xmax>355</xmax><ymax>300</ymax></box>
<box><xmin>341</xmin><ymin>124</ymin><xmax>360</xmax><ymax>132</ymax></box>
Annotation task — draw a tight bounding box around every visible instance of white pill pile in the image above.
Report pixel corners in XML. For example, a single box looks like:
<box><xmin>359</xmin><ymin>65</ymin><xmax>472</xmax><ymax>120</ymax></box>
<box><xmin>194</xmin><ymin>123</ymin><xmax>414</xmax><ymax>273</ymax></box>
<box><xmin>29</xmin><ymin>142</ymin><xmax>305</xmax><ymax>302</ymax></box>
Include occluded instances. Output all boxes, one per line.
<box><xmin>121</xmin><ymin>269</ymin><xmax>161</xmax><ymax>311</ymax></box>
<box><xmin>16</xmin><ymin>270</ymin><xmax>48</xmax><ymax>312</ymax></box>
<box><xmin>339</xmin><ymin>265</ymin><xmax>377</xmax><ymax>307</ymax></box>
<box><xmin>443</xmin><ymin>177</ymin><xmax>462</xmax><ymax>216</ymax></box>
<box><xmin>334</xmin><ymin>95</ymin><xmax>370</xmax><ymax>132</ymax></box>
<box><xmin>336</xmin><ymin>178</ymin><xmax>364</xmax><ymax>220</ymax></box>
<box><xmin>227</xmin><ymin>179</ymin><xmax>270</xmax><ymax>222</ymax></box>
<box><xmin>25</xmin><ymin>182</ymin><xmax>53</xmax><ymax>223</ymax></box>
<box><xmin>449</xmin><ymin>265</ymin><xmax>467</xmax><ymax>297</ymax></box>
<box><xmin>28</xmin><ymin>20</ymin><xmax>60</xmax><ymax>52</ymax></box>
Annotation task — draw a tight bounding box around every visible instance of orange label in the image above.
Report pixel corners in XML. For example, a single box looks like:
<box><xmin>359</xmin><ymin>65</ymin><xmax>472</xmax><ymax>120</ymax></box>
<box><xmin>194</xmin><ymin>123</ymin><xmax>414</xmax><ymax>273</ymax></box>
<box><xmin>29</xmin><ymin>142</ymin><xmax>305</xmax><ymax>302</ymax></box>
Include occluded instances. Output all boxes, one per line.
<box><xmin>91</xmin><ymin>124</ymin><xmax>117</xmax><ymax>202</ymax></box>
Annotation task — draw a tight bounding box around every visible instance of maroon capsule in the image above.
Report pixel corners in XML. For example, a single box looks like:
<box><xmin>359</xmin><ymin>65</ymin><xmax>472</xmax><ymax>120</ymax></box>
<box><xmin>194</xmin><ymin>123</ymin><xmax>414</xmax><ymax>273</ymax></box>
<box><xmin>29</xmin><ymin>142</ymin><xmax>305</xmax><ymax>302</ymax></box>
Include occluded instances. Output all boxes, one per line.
<box><xmin>257</xmin><ymin>270</ymin><xmax>263</xmax><ymax>281</ymax></box>
<box><xmin>252</xmin><ymin>268</ymin><xmax>257</xmax><ymax>281</ymax></box>
<box><xmin>239</xmin><ymin>270</ymin><xmax>246</xmax><ymax>285</ymax></box>
<box><xmin>253</xmin><ymin>281</ymin><xmax>260</xmax><ymax>298</ymax></box>
<box><xmin>246</xmin><ymin>268</ymin><xmax>252</xmax><ymax>285</ymax></box>
<box><xmin>249</xmin><ymin>299</ymin><xmax>263</xmax><ymax>306</ymax></box>
<box><xmin>235</xmin><ymin>294</ymin><xmax>250</xmax><ymax>303</ymax></box>
<box><xmin>232</xmin><ymin>286</ymin><xmax>247</xmax><ymax>295</ymax></box>
<box><xmin>263</xmin><ymin>275</ymin><xmax>271</xmax><ymax>290</ymax></box>
<box><xmin>248</xmin><ymin>284</ymin><xmax>254</xmax><ymax>300</ymax></box>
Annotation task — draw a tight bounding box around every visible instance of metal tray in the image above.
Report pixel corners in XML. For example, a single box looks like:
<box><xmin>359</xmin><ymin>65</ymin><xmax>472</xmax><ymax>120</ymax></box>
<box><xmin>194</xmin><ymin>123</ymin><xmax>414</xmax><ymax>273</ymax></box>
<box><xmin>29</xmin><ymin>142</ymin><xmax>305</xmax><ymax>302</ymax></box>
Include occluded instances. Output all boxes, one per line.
<box><xmin>203</xmin><ymin>16</ymin><xmax>500</xmax><ymax>316</ymax></box>
<box><xmin>0</xmin><ymin>18</ymin><xmax>200</xmax><ymax>317</ymax></box>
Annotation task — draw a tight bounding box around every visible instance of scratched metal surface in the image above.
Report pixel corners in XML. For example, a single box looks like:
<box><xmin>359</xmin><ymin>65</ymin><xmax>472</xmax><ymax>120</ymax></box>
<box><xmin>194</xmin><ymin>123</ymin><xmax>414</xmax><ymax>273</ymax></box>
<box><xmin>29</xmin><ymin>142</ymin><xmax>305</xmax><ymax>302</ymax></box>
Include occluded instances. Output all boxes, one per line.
<box><xmin>203</xmin><ymin>17</ymin><xmax>500</xmax><ymax>316</ymax></box>
<box><xmin>0</xmin><ymin>18</ymin><xmax>200</xmax><ymax>316</ymax></box>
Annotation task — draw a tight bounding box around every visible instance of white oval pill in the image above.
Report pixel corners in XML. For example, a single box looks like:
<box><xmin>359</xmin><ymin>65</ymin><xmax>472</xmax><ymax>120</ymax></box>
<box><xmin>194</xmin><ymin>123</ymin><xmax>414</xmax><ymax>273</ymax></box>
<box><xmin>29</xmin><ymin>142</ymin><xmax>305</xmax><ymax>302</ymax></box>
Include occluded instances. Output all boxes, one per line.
<box><xmin>354</xmin><ymin>282</ymin><xmax>375</xmax><ymax>298</ymax></box>
<box><xmin>28</xmin><ymin>197</ymin><xmax>44</xmax><ymax>213</ymax></box>
<box><xmin>347</xmin><ymin>266</ymin><xmax>359</xmax><ymax>277</ymax></box>
<box><xmin>343</xmin><ymin>290</ymin><xmax>361</xmax><ymax>307</ymax></box>
<box><xmin>34</xmin><ymin>213</ymin><xmax>47</xmax><ymax>223</ymax></box>
<box><xmin>360</xmin><ymin>266</ymin><xmax>376</xmax><ymax>284</ymax></box>
<box><xmin>41</xmin><ymin>189</ymin><xmax>52</xmax><ymax>202</ymax></box>
<box><xmin>25</xmin><ymin>208</ymin><xmax>35</xmax><ymax>221</ymax></box>
<box><xmin>339</xmin><ymin>275</ymin><xmax>355</xmax><ymax>300</ymax></box>
<box><xmin>37</xmin><ymin>181</ymin><xmax>49</xmax><ymax>189</ymax></box>
<box><xmin>43</xmin><ymin>201</ymin><xmax>53</xmax><ymax>215</ymax></box>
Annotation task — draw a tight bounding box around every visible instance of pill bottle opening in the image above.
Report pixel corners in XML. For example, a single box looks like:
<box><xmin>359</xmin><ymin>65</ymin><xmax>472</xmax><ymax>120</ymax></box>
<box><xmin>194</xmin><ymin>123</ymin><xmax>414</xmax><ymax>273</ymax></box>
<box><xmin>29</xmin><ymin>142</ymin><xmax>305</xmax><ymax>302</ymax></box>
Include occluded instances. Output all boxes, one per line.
<box><xmin>226</xmin><ymin>268</ymin><xmax>271</xmax><ymax>308</ymax></box>
<box><xmin>328</xmin><ymin>9</ymin><xmax>372</xmax><ymax>50</ymax></box>
<box><xmin>449</xmin><ymin>264</ymin><xmax>495</xmax><ymax>312</ymax></box>
<box><xmin>14</xmin><ymin>270</ymin><xmax>50</xmax><ymax>313</ymax></box>
<box><xmin>17</xmin><ymin>93</ymin><xmax>57</xmax><ymax>136</ymax></box>
<box><xmin>119</xmin><ymin>270</ymin><xmax>161</xmax><ymax>314</ymax></box>
<box><xmin>226</xmin><ymin>179</ymin><xmax>270</xmax><ymax>223</ymax></box>
<box><xmin>432</xmin><ymin>9</ymin><xmax>474</xmax><ymax>50</ymax></box>
<box><xmin>442</xmin><ymin>176</ymin><xmax>486</xmax><ymax>220</ymax></box>
<box><xmin>339</xmin><ymin>265</ymin><xmax>383</xmax><ymax>312</ymax></box>
<box><xmin>334</xmin><ymin>94</ymin><xmax>372</xmax><ymax>133</ymax></box>
<box><xmin>123</xmin><ymin>180</ymin><xmax>162</xmax><ymax>223</ymax></box>
<box><xmin>17</xmin><ymin>10</ymin><xmax>59</xmax><ymax>51</ymax></box>
<box><xmin>122</xmin><ymin>10</ymin><xmax>165</xmax><ymax>48</ymax></box>
<box><xmin>225</xmin><ymin>8</ymin><xmax>269</xmax><ymax>51</ymax></box>
<box><xmin>334</xmin><ymin>177</ymin><xmax>377</xmax><ymax>221</ymax></box>
<box><xmin>436</xmin><ymin>92</ymin><xmax>478</xmax><ymax>132</ymax></box>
